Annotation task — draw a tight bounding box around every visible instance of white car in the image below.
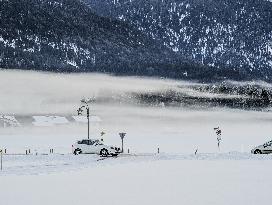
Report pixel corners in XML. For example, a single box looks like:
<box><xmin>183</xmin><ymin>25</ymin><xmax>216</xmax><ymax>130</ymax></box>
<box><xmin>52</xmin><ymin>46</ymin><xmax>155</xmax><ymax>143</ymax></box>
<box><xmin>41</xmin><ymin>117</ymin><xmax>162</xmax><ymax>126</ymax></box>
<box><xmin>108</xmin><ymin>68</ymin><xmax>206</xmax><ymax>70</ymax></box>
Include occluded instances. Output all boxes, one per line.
<box><xmin>72</xmin><ymin>139</ymin><xmax>121</xmax><ymax>156</ymax></box>
<box><xmin>251</xmin><ymin>140</ymin><xmax>272</xmax><ymax>154</ymax></box>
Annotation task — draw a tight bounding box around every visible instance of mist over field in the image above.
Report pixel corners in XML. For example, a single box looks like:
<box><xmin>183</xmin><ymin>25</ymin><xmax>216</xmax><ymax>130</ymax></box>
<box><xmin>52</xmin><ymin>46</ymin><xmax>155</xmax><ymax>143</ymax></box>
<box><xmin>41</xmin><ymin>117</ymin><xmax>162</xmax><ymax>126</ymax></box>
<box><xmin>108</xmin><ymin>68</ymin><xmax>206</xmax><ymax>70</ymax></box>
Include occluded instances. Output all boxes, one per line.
<box><xmin>1</xmin><ymin>69</ymin><xmax>272</xmax><ymax>115</ymax></box>
<box><xmin>0</xmin><ymin>69</ymin><xmax>187</xmax><ymax>115</ymax></box>
<box><xmin>0</xmin><ymin>70</ymin><xmax>272</xmax><ymax>154</ymax></box>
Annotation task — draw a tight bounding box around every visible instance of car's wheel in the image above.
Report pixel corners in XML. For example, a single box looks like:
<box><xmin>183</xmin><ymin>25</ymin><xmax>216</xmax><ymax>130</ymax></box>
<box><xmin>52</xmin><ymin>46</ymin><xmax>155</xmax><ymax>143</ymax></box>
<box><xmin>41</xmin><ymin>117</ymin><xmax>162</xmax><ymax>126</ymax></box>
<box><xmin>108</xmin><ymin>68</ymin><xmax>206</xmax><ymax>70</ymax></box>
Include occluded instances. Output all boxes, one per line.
<box><xmin>74</xmin><ymin>148</ymin><xmax>82</xmax><ymax>155</ymax></box>
<box><xmin>254</xmin><ymin>149</ymin><xmax>262</xmax><ymax>154</ymax></box>
<box><xmin>100</xmin><ymin>149</ymin><xmax>109</xmax><ymax>157</ymax></box>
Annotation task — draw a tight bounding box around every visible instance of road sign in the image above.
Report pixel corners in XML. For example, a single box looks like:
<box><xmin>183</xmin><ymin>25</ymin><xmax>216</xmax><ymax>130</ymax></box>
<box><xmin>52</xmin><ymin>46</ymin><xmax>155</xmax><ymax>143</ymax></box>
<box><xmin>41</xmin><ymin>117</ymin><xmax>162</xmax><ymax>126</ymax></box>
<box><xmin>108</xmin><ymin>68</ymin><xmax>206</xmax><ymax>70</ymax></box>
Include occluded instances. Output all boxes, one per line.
<box><xmin>119</xmin><ymin>132</ymin><xmax>126</xmax><ymax>139</ymax></box>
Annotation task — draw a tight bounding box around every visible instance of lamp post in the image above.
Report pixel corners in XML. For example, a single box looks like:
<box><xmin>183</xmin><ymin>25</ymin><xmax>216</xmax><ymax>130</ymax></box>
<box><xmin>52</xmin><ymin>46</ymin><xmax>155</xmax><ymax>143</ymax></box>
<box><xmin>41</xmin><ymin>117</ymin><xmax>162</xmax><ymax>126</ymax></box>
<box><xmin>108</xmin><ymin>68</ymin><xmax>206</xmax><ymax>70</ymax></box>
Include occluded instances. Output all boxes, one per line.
<box><xmin>77</xmin><ymin>103</ymin><xmax>90</xmax><ymax>139</ymax></box>
<box><xmin>119</xmin><ymin>133</ymin><xmax>126</xmax><ymax>153</ymax></box>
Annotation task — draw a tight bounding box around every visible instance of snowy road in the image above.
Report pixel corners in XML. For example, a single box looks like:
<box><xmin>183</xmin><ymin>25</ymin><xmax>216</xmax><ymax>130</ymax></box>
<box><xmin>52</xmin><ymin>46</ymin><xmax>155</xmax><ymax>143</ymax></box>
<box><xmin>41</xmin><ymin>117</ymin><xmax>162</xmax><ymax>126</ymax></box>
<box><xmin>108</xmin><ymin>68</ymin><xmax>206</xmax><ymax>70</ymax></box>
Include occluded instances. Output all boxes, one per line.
<box><xmin>1</xmin><ymin>152</ymin><xmax>272</xmax><ymax>175</ymax></box>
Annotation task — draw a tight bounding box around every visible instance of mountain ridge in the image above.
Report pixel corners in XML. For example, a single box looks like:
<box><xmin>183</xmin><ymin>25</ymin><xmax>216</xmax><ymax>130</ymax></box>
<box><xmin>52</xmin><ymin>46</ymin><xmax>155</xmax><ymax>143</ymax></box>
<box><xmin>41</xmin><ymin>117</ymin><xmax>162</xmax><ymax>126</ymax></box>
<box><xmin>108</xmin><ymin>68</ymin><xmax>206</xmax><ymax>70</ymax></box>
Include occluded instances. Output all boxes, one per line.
<box><xmin>85</xmin><ymin>0</ymin><xmax>272</xmax><ymax>81</ymax></box>
<box><xmin>0</xmin><ymin>0</ymin><xmax>272</xmax><ymax>82</ymax></box>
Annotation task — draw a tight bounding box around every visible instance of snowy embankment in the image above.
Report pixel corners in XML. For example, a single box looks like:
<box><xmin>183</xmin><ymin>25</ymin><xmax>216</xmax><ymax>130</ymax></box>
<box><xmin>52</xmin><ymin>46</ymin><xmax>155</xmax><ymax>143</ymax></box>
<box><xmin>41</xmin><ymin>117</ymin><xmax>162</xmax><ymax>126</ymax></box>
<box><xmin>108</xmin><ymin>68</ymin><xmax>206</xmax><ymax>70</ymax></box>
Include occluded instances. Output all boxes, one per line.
<box><xmin>1</xmin><ymin>153</ymin><xmax>272</xmax><ymax>205</ymax></box>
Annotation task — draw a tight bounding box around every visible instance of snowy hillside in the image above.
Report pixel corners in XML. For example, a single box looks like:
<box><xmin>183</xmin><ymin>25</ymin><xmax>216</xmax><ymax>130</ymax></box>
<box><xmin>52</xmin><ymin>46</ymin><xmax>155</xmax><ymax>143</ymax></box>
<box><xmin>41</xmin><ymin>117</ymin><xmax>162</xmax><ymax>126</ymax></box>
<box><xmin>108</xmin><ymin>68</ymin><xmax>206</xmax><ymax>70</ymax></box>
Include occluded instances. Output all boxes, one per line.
<box><xmin>0</xmin><ymin>1</ymin><xmax>174</xmax><ymax>71</ymax></box>
<box><xmin>86</xmin><ymin>0</ymin><xmax>272</xmax><ymax>81</ymax></box>
<box><xmin>1</xmin><ymin>0</ymin><xmax>272</xmax><ymax>81</ymax></box>
<box><xmin>0</xmin><ymin>0</ymin><xmax>211</xmax><ymax>80</ymax></box>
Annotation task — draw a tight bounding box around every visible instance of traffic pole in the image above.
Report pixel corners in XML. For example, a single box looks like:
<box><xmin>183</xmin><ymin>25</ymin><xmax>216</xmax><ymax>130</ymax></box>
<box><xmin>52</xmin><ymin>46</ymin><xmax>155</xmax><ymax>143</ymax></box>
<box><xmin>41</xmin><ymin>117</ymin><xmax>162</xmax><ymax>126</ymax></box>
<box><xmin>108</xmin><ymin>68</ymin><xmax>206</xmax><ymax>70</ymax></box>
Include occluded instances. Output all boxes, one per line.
<box><xmin>1</xmin><ymin>150</ymin><xmax>2</xmax><ymax>171</ymax></box>
<box><xmin>87</xmin><ymin>107</ymin><xmax>90</xmax><ymax>139</ymax></box>
<box><xmin>119</xmin><ymin>133</ymin><xmax>126</xmax><ymax>153</ymax></box>
<box><xmin>121</xmin><ymin>138</ymin><xmax>124</xmax><ymax>153</ymax></box>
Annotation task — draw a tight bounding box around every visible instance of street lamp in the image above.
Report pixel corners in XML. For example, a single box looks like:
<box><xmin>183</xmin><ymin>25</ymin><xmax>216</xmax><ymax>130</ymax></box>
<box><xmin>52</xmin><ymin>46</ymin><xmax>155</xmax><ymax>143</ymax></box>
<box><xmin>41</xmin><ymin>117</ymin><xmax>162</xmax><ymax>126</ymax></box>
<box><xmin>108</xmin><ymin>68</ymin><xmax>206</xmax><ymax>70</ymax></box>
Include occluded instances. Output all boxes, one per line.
<box><xmin>119</xmin><ymin>133</ymin><xmax>126</xmax><ymax>153</ymax></box>
<box><xmin>77</xmin><ymin>103</ymin><xmax>90</xmax><ymax>139</ymax></box>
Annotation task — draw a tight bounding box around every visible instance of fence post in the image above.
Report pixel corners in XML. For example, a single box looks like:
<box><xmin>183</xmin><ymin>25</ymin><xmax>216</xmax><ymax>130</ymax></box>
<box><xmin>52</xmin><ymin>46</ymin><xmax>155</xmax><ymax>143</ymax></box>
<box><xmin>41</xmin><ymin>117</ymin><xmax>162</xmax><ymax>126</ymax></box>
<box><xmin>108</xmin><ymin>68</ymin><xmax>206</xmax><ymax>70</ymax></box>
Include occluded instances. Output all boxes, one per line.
<box><xmin>157</xmin><ymin>147</ymin><xmax>160</xmax><ymax>154</ymax></box>
<box><xmin>128</xmin><ymin>149</ymin><xmax>130</xmax><ymax>154</ymax></box>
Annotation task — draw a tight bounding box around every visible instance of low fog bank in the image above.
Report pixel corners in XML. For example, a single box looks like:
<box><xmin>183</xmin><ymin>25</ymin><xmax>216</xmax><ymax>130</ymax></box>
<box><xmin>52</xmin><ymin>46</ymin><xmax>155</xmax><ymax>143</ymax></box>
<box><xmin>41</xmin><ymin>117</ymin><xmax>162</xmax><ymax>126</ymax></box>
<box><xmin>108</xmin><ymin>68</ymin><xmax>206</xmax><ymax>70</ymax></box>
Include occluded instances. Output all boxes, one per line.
<box><xmin>0</xmin><ymin>70</ymin><xmax>191</xmax><ymax>115</ymax></box>
<box><xmin>1</xmin><ymin>70</ymin><xmax>272</xmax><ymax>115</ymax></box>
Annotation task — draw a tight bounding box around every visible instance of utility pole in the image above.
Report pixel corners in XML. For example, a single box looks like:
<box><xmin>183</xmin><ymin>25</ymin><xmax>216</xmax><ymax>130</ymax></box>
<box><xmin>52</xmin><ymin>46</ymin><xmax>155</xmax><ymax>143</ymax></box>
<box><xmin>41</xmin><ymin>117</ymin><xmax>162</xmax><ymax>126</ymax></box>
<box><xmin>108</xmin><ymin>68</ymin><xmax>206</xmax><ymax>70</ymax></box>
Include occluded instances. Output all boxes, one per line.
<box><xmin>77</xmin><ymin>103</ymin><xmax>90</xmax><ymax>139</ymax></box>
<box><xmin>119</xmin><ymin>133</ymin><xmax>126</xmax><ymax>153</ymax></box>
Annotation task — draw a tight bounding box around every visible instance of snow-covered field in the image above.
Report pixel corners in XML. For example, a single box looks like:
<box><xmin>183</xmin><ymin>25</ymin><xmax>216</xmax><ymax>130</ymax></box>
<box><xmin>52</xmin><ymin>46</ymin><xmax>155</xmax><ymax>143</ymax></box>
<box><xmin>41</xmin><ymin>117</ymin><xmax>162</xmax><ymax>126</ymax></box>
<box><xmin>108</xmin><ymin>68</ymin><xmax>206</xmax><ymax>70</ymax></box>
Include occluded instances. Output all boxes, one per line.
<box><xmin>0</xmin><ymin>70</ymin><xmax>272</xmax><ymax>205</ymax></box>
<box><xmin>1</xmin><ymin>153</ymin><xmax>272</xmax><ymax>205</ymax></box>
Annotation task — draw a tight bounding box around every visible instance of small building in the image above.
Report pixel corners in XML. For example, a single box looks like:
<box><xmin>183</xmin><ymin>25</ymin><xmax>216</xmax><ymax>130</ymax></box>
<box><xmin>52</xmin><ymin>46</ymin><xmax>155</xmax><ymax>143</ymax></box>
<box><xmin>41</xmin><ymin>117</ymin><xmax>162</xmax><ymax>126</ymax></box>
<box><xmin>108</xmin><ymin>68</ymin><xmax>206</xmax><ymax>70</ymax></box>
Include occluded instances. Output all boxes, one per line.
<box><xmin>0</xmin><ymin>115</ymin><xmax>20</xmax><ymax>128</ymax></box>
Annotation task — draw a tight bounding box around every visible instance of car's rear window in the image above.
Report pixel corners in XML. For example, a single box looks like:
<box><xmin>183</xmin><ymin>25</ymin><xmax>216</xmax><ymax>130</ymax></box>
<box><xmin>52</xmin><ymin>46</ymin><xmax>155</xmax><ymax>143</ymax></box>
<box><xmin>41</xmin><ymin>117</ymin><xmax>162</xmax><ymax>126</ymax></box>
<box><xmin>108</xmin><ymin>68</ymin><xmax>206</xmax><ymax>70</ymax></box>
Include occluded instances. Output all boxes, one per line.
<box><xmin>78</xmin><ymin>140</ymin><xmax>95</xmax><ymax>145</ymax></box>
